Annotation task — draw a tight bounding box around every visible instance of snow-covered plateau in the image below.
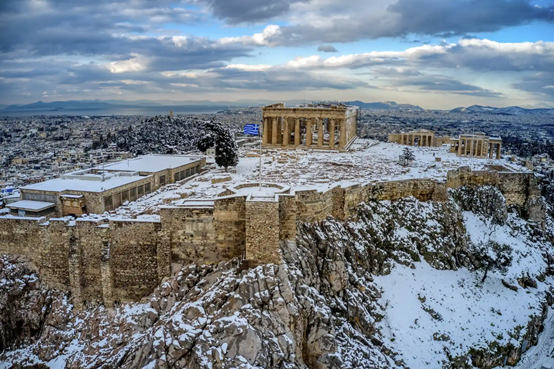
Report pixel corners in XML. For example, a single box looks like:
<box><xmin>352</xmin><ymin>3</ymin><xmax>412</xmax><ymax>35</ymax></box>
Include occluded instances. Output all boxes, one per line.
<box><xmin>0</xmin><ymin>140</ymin><xmax>553</xmax><ymax>368</ymax></box>
<box><xmin>77</xmin><ymin>140</ymin><xmax>524</xmax><ymax>222</ymax></box>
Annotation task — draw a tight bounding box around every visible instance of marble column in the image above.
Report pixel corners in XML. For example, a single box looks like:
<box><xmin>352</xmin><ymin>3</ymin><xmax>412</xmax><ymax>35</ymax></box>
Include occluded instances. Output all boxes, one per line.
<box><xmin>329</xmin><ymin>119</ymin><xmax>335</xmax><ymax>149</ymax></box>
<box><xmin>489</xmin><ymin>143</ymin><xmax>494</xmax><ymax>159</ymax></box>
<box><xmin>458</xmin><ymin>139</ymin><xmax>463</xmax><ymax>156</ymax></box>
<box><xmin>317</xmin><ymin>119</ymin><xmax>324</xmax><ymax>147</ymax></box>
<box><xmin>277</xmin><ymin>117</ymin><xmax>283</xmax><ymax>145</ymax></box>
<box><xmin>283</xmin><ymin>117</ymin><xmax>290</xmax><ymax>146</ymax></box>
<box><xmin>497</xmin><ymin>143</ymin><xmax>501</xmax><ymax>159</ymax></box>
<box><xmin>468</xmin><ymin>139</ymin><xmax>473</xmax><ymax>157</ymax></box>
<box><xmin>262</xmin><ymin>118</ymin><xmax>269</xmax><ymax>145</ymax></box>
<box><xmin>272</xmin><ymin>117</ymin><xmax>278</xmax><ymax>145</ymax></box>
<box><xmin>339</xmin><ymin>119</ymin><xmax>346</xmax><ymax>150</ymax></box>
<box><xmin>306</xmin><ymin>118</ymin><xmax>313</xmax><ymax>146</ymax></box>
<box><xmin>295</xmin><ymin>118</ymin><xmax>300</xmax><ymax>146</ymax></box>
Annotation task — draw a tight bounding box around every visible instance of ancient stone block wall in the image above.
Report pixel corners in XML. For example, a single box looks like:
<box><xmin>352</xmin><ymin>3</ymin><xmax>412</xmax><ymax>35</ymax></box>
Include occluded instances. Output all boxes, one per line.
<box><xmin>295</xmin><ymin>188</ymin><xmax>335</xmax><ymax>222</ymax></box>
<box><xmin>446</xmin><ymin>167</ymin><xmax>500</xmax><ymax>189</ymax></box>
<box><xmin>246</xmin><ymin>199</ymin><xmax>281</xmax><ymax>265</ymax></box>
<box><xmin>388</xmin><ymin>133</ymin><xmax>402</xmax><ymax>144</ymax></box>
<box><xmin>159</xmin><ymin>206</ymin><xmax>218</xmax><ymax>264</ymax></box>
<box><xmin>214</xmin><ymin>196</ymin><xmax>246</xmax><ymax>260</ymax></box>
<box><xmin>498</xmin><ymin>172</ymin><xmax>541</xmax><ymax>206</ymax></box>
<box><xmin>75</xmin><ymin>220</ymin><xmax>105</xmax><ymax>304</ymax></box>
<box><xmin>278</xmin><ymin>195</ymin><xmax>297</xmax><ymax>240</ymax></box>
<box><xmin>108</xmin><ymin>220</ymin><xmax>161</xmax><ymax>303</ymax></box>
<box><xmin>0</xmin><ymin>167</ymin><xmax>543</xmax><ymax>306</ymax></box>
<box><xmin>40</xmin><ymin>220</ymin><xmax>72</xmax><ymax>290</ymax></box>
<box><xmin>369</xmin><ymin>178</ymin><xmax>440</xmax><ymax>202</ymax></box>
<box><xmin>0</xmin><ymin>217</ymin><xmax>44</xmax><ymax>259</ymax></box>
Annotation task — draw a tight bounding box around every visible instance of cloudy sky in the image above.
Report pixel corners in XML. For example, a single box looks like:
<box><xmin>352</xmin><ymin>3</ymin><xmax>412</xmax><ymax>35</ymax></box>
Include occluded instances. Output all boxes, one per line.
<box><xmin>1</xmin><ymin>0</ymin><xmax>553</xmax><ymax>109</ymax></box>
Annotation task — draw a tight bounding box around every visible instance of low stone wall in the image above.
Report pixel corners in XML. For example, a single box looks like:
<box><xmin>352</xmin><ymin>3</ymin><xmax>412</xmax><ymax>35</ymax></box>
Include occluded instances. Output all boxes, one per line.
<box><xmin>0</xmin><ymin>167</ymin><xmax>542</xmax><ymax>306</ymax></box>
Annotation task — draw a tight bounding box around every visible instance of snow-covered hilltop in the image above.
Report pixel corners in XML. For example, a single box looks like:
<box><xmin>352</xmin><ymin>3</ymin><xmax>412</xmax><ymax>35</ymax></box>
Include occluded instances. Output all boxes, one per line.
<box><xmin>0</xmin><ymin>140</ymin><xmax>553</xmax><ymax>368</ymax></box>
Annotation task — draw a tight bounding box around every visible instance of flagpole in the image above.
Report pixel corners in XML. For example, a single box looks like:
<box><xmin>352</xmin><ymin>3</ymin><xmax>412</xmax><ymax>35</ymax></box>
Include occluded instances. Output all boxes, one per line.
<box><xmin>259</xmin><ymin>120</ymin><xmax>262</xmax><ymax>190</ymax></box>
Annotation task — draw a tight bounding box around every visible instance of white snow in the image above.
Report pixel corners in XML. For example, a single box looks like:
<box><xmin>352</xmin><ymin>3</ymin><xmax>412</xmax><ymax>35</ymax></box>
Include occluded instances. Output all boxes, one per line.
<box><xmin>95</xmin><ymin>140</ymin><xmax>524</xmax><ymax>220</ymax></box>
<box><xmin>375</xmin><ymin>211</ymin><xmax>551</xmax><ymax>368</ymax></box>
<box><xmin>7</xmin><ymin>200</ymin><xmax>55</xmax><ymax>211</ymax></box>
<box><xmin>22</xmin><ymin>173</ymin><xmax>150</xmax><ymax>193</ymax></box>
<box><xmin>100</xmin><ymin>154</ymin><xmax>201</xmax><ymax>173</ymax></box>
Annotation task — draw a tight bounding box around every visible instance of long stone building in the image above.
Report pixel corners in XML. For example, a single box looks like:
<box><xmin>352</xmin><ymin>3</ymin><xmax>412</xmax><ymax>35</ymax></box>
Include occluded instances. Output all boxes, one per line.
<box><xmin>9</xmin><ymin>155</ymin><xmax>205</xmax><ymax>217</ymax></box>
<box><xmin>261</xmin><ymin>103</ymin><xmax>358</xmax><ymax>151</ymax></box>
<box><xmin>450</xmin><ymin>133</ymin><xmax>503</xmax><ymax>159</ymax></box>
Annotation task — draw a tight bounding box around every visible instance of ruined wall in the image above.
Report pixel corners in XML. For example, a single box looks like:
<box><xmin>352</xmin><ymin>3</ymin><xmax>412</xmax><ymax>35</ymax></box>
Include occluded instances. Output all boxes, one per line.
<box><xmin>388</xmin><ymin>133</ymin><xmax>402</xmax><ymax>144</ymax></box>
<box><xmin>498</xmin><ymin>172</ymin><xmax>541</xmax><ymax>206</ymax></box>
<box><xmin>446</xmin><ymin>167</ymin><xmax>500</xmax><ymax>189</ymax></box>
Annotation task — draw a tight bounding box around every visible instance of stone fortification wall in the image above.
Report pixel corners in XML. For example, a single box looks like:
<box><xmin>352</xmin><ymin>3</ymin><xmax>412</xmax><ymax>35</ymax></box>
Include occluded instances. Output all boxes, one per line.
<box><xmin>0</xmin><ymin>167</ymin><xmax>543</xmax><ymax>306</ymax></box>
<box><xmin>214</xmin><ymin>196</ymin><xmax>246</xmax><ymax>260</ymax></box>
<box><xmin>0</xmin><ymin>217</ymin><xmax>44</xmax><ymax>259</ymax></box>
<box><xmin>159</xmin><ymin>206</ymin><xmax>218</xmax><ymax>265</ymax></box>
<box><xmin>246</xmin><ymin>199</ymin><xmax>281</xmax><ymax>265</ymax></box>
<box><xmin>279</xmin><ymin>195</ymin><xmax>297</xmax><ymax>241</ymax></box>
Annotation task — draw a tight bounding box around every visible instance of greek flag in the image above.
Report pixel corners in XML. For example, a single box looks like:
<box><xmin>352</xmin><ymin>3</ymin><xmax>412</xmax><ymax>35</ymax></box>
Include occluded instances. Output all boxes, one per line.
<box><xmin>243</xmin><ymin>123</ymin><xmax>259</xmax><ymax>135</ymax></box>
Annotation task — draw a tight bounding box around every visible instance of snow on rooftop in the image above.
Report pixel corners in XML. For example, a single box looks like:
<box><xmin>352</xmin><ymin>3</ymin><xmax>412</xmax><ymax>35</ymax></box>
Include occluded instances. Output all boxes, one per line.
<box><xmin>99</xmin><ymin>154</ymin><xmax>202</xmax><ymax>173</ymax></box>
<box><xmin>7</xmin><ymin>200</ymin><xmax>56</xmax><ymax>211</ymax></box>
<box><xmin>22</xmin><ymin>173</ymin><xmax>148</xmax><ymax>193</ymax></box>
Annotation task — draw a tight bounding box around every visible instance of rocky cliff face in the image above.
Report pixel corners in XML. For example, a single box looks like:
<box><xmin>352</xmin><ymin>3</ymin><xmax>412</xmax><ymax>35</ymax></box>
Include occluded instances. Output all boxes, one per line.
<box><xmin>1</xmin><ymin>187</ymin><xmax>553</xmax><ymax>369</ymax></box>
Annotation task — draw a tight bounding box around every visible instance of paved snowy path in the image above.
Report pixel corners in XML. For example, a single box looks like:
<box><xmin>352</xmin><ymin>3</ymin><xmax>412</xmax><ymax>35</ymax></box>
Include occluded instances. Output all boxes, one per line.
<box><xmin>513</xmin><ymin>307</ymin><xmax>554</xmax><ymax>369</ymax></box>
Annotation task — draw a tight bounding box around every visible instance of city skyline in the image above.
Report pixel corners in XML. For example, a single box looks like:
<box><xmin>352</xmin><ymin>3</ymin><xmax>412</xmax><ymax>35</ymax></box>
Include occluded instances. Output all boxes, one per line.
<box><xmin>1</xmin><ymin>0</ymin><xmax>554</xmax><ymax>109</ymax></box>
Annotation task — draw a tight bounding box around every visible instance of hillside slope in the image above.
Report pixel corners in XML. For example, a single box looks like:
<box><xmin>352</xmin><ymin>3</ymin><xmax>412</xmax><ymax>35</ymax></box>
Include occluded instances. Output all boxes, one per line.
<box><xmin>0</xmin><ymin>187</ymin><xmax>553</xmax><ymax>368</ymax></box>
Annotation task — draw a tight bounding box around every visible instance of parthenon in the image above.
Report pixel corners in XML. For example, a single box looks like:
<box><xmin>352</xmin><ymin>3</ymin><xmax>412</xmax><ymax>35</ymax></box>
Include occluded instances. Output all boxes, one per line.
<box><xmin>450</xmin><ymin>133</ymin><xmax>502</xmax><ymax>159</ymax></box>
<box><xmin>261</xmin><ymin>103</ymin><xmax>358</xmax><ymax>152</ymax></box>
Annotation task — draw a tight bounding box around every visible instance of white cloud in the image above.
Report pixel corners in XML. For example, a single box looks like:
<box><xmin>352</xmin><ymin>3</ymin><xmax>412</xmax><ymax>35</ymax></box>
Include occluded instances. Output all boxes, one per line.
<box><xmin>218</xmin><ymin>25</ymin><xmax>281</xmax><ymax>46</ymax></box>
<box><xmin>107</xmin><ymin>54</ymin><xmax>149</xmax><ymax>73</ymax></box>
<box><xmin>224</xmin><ymin>64</ymin><xmax>272</xmax><ymax>71</ymax></box>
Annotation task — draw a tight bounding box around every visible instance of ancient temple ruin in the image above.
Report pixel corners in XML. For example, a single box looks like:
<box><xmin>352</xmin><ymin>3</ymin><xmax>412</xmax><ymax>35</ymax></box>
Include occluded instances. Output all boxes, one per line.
<box><xmin>450</xmin><ymin>133</ymin><xmax>502</xmax><ymax>159</ymax></box>
<box><xmin>261</xmin><ymin>103</ymin><xmax>358</xmax><ymax>152</ymax></box>
<box><xmin>388</xmin><ymin>129</ymin><xmax>451</xmax><ymax>147</ymax></box>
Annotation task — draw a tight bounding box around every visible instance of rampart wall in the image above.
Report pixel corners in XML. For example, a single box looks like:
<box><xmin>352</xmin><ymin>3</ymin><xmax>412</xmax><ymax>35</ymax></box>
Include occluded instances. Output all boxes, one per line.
<box><xmin>0</xmin><ymin>167</ymin><xmax>543</xmax><ymax>307</ymax></box>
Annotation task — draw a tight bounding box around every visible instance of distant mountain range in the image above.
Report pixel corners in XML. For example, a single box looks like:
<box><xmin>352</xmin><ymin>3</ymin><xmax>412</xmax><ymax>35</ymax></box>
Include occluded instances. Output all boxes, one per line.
<box><xmin>3</xmin><ymin>100</ymin><xmax>554</xmax><ymax>115</ymax></box>
<box><xmin>3</xmin><ymin>99</ymin><xmax>302</xmax><ymax>111</ymax></box>
<box><xmin>4</xmin><ymin>99</ymin><xmax>424</xmax><ymax>111</ymax></box>
<box><xmin>450</xmin><ymin>105</ymin><xmax>554</xmax><ymax>116</ymax></box>
<box><xmin>345</xmin><ymin>100</ymin><xmax>424</xmax><ymax>111</ymax></box>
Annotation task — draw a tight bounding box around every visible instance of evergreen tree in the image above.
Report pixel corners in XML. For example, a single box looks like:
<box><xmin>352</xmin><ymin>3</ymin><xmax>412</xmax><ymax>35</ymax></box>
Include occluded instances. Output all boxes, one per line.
<box><xmin>402</xmin><ymin>147</ymin><xmax>415</xmax><ymax>162</ymax></box>
<box><xmin>197</xmin><ymin>121</ymin><xmax>238</xmax><ymax>172</ymax></box>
